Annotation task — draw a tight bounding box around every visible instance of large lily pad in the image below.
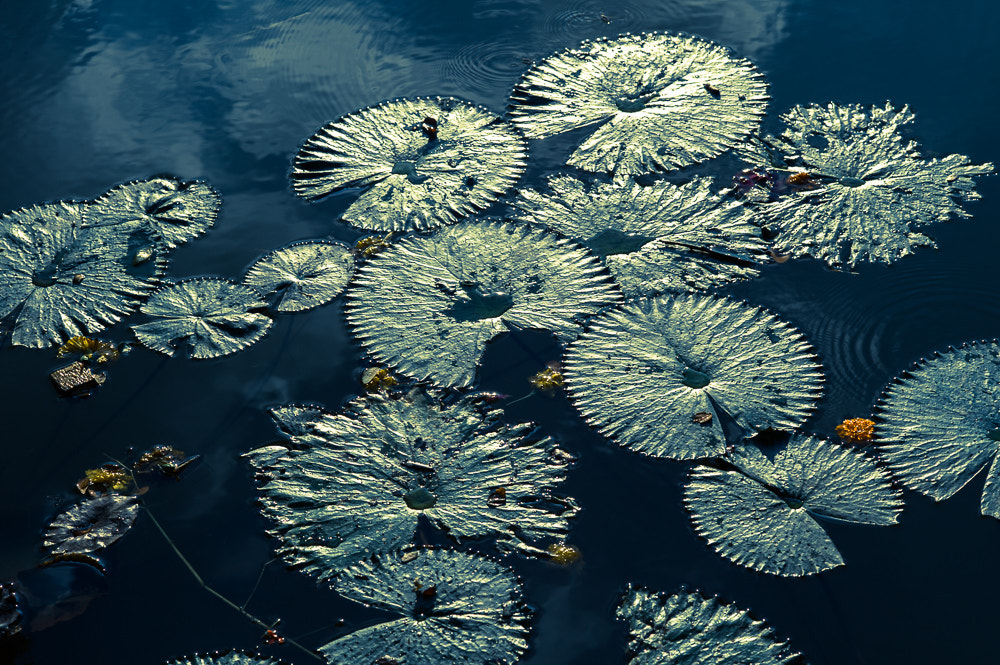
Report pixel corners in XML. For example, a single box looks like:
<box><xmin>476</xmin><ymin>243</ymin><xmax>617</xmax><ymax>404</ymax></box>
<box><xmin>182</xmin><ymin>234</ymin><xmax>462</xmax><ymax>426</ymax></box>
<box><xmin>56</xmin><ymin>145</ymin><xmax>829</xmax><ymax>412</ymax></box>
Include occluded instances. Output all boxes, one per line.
<box><xmin>291</xmin><ymin>97</ymin><xmax>527</xmax><ymax>232</ymax></box>
<box><xmin>508</xmin><ymin>32</ymin><xmax>769</xmax><ymax>176</ymax></box>
<box><xmin>0</xmin><ymin>201</ymin><xmax>167</xmax><ymax>348</ymax></box>
<box><xmin>564</xmin><ymin>293</ymin><xmax>823</xmax><ymax>460</ymax></box>
<box><xmin>84</xmin><ymin>177</ymin><xmax>221</xmax><ymax>249</ymax></box>
<box><xmin>244</xmin><ymin>240</ymin><xmax>354</xmax><ymax>313</ymax></box>
<box><xmin>245</xmin><ymin>391</ymin><xmax>577</xmax><ymax>579</ymax></box>
<box><xmin>685</xmin><ymin>435</ymin><xmax>902</xmax><ymax>576</ymax></box>
<box><xmin>511</xmin><ymin>175</ymin><xmax>767</xmax><ymax>296</ymax></box>
<box><xmin>131</xmin><ymin>278</ymin><xmax>273</xmax><ymax>359</ymax></box>
<box><xmin>616</xmin><ymin>585</ymin><xmax>800</xmax><ymax>665</ymax></box>
<box><xmin>756</xmin><ymin>102</ymin><xmax>993</xmax><ymax>268</ymax></box>
<box><xmin>876</xmin><ymin>341</ymin><xmax>1000</xmax><ymax>518</ymax></box>
<box><xmin>43</xmin><ymin>494</ymin><xmax>139</xmax><ymax>556</ymax></box>
<box><xmin>345</xmin><ymin>219</ymin><xmax>621</xmax><ymax>387</ymax></box>
<box><xmin>320</xmin><ymin>547</ymin><xmax>530</xmax><ymax>665</ymax></box>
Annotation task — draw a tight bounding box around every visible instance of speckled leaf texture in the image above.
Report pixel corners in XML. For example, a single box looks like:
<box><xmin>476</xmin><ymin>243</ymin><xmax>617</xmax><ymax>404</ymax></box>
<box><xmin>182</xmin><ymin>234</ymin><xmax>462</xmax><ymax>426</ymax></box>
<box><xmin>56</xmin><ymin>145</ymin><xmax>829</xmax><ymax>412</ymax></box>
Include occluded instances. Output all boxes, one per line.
<box><xmin>43</xmin><ymin>494</ymin><xmax>139</xmax><ymax>556</ymax></box>
<box><xmin>877</xmin><ymin>341</ymin><xmax>1000</xmax><ymax>518</ymax></box>
<box><xmin>345</xmin><ymin>219</ymin><xmax>621</xmax><ymax>387</ymax></box>
<box><xmin>0</xmin><ymin>201</ymin><xmax>167</xmax><ymax>348</ymax></box>
<box><xmin>245</xmin><ymin>391</ymin><xmax>577</xmax><ymax>580</ymax></box>
<box><xmin>321</xmin><ymin>548</ymin><xmax>530</xmax><ymax>665</ymax></box>
<box><xmin>508</xmin><ymin>32</ymin><xmax>768</xmax><ymax>177</ymax></box>
<box><xmin>244</xmin><ymin>240</ymin><xmax>355</xmax><ymax>313</ymax></box>
<box><xmin>685</xmin><ymin>435</ymin><xmax>902</xmax><ymax>576</ymax></box>
<box><xmin>511</xmin><ymin>175</ymin><xmax>767</xmax><ymax>296</ymax></box>
<box><xmin>291</xmin><ymin>97</ymin><xmax>527</xmax><ymax>232</ymax></box>
<box><xmin>616</xmin><ymin>586</ymin><xmax>801</xmax><ymax>665</ymax></box>
<box><xmin>131</xmin><ymin>278</ymin><xmax>273</xmax><ymax>359</ymax></box>
<box><xmin>163</xmin><ymin>652</ymin><xmax>286</xmax><ymax>665</ymax></box>
<box><xmin>564</xmin><ymin>293</ymin><xmax>822</xmax><ymax>460</ymax></box>
<box><xmin>84</xmin><ymin>177</ymin><xmax>221</xmax><ymax>249</ymax></box>
<box><xmin>757</xmin><ymin>102</ymin><xmax>993</xmax><ymax>268</ymax></box>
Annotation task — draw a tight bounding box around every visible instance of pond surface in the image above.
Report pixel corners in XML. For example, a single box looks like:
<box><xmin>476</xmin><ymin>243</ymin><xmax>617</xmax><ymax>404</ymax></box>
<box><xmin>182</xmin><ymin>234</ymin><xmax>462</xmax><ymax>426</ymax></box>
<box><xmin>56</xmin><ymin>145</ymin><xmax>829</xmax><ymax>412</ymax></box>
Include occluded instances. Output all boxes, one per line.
<box><xmin>1</xmin><ymin>1</ymin><xmax>997</xmax><ymax>663</ymax></box>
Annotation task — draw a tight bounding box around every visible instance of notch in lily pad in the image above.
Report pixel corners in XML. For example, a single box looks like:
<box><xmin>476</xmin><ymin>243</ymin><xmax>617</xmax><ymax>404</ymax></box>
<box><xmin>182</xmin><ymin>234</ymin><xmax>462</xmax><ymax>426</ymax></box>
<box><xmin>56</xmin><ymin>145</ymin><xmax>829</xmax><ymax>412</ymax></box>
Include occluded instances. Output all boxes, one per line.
<box><xmin>244</xmin><ymin>240</ymin><xmax>354</xmax><ymax>313</ymax></box>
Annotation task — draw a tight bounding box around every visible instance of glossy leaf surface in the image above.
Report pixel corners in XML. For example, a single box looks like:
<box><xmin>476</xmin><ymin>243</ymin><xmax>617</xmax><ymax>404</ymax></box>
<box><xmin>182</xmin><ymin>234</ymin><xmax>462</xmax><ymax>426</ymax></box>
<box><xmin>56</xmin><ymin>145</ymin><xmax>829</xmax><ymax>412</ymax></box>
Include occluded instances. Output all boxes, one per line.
<box><xmin>43</xmin><ymin>495</ymin><xmax>139</xmax><ymax>556</ymax></box>
<box><xmin>244</xmin><ymin>240</ymin><xmax>354</xmax><ymax>313</ymax></box>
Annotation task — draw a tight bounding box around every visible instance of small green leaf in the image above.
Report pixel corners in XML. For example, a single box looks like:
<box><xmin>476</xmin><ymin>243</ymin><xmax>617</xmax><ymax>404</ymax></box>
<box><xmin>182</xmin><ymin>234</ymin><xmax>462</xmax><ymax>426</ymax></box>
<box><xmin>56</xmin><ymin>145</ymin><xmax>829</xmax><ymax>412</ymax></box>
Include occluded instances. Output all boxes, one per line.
<box><xmin>244</xmin><ymin>240</ymin><xmax>354</xmax><ymax>313</ymax></box>
<box><xmin>877</xmin><ymin>340</ymin><xmax>1000</xmax><ymax>518</ymax></box>
<box><xmin>321</xmin><ymin>548</ymin><xmax>530</xmax><ymax>665</ymax></box>
<box><xmin>617</xmin><ymin>585</ymin><xmax>801</xmax><ymax>664</ymax></box>
<box><xmin>564</xmin><ymin>293</ymin><xmax>823</xmax><ymax>459</ymax></box>
<box><xmin>685</xmin><ymin>435</ymin><xmax>902</xmax><ymax>576</ymax></box>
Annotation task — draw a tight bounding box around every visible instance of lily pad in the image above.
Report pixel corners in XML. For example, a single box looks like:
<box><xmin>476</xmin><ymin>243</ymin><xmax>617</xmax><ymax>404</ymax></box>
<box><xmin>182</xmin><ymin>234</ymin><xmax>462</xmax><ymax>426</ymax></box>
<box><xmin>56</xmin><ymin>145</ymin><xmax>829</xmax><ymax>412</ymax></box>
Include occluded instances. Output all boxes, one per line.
<box><xmin>0</xmin><ymin>582</ymin><xmax>22</xmax><ymax>639</ymax></box>
<box><xmin>131</xmin><ymin>278</ymin><xmax>273</xmax><ymax>359</ymax></box>
<box><xmin>0</xmin><ymin>201</ymin><xmax>168</xmax><ymax>348</ymax></box>
<box><xmin>508</xmin><ymin>32</ymin><xmax>769</xmax><ymax>176</ymax></box>
<box><xmin>163</xmin><ymin>651</ymin><xmax>286</xmax><ymax>665</ymax></box>
<box><xmin>245</xmin><ymin>390</ymin><xmax>577</xmax><ymax>579</ymax></box>
<box><xmin>755</xmin><ymin>102</ymin><xmax>993</xmax><ymax>268</ymax></box>
<box><xmin>564</xmin><ymin>293</ymin><xmax>823</xmax><ymax>460</ymax></box>
<box><xmin>511</xmin><ymin>175</ymin><xmax>767</xmax><ymax>296</ymax></box>
<box><xmin>84</xmin><ymin>177</ymin><xmax>221</xmax><ymax>249</ymax></box>
<box><xmin>43</xmin><ymin>494</ymin><xmax>139</xmax><ymax>556</ymax></box>
<box><xmin>320</xmin><ymin>547</ymin><xmax>530</xmax><ymax>665</ymax></box>
<box><xmin>345</xmin><ymin>219</ymin><xmax>621</xmax><ymax>387</ymax></box>
<box><xmin>684</xmin><ymin>435</ymin><xmax>902</xmax><ymax>576</ymax></box>
<box><xmin>616</xmin><ymin>585</ymin><xmax>801</xmax><ymax>664</ymax></box>
<box><xmin>291</xmin><ymin>97</ymin><xmax>527</xmax><ymax>232</ymax></box>
<box><xmin>244</xmin><ymin>240</ymin><xmax>355</xmax><ymax>313</ymax></box>
<box><xmin>876</xmin><ymin>341</ymin><xmax>1000</xmax><ymax>518</ymax></box>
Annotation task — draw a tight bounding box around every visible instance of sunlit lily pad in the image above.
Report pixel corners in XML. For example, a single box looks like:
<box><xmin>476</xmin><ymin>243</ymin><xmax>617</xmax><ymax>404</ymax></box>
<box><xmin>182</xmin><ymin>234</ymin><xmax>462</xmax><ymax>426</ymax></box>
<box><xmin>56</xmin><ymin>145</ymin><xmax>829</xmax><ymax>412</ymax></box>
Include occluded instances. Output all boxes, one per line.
<box><xmin>43</xmin><ymin>494</ymin><xmax>139</xmax><ymax>556</ymax></box>
<box><xmin>321</xmin><ymin>547</ymin><xmax>530</xmax><ymax>665</ymax></box>
<box><xmin>244</xmin><ymin>240</ymin><xmax>354</xmax><ymax>313</ymax></box>
<box><xmin>876</xmin><ymin>341</ymin><xmax>1000</xmax><ymax>518</ymax></box>
<box><xmin>564</xmin><ymin>293</ymin><xmax>822</xmax><ymax>460</ymax></box>
<box><xmin>291</xmin><ymin>97</ymin><xmax>527</xmax><ymax>232</ymax></box>
<box><xmin>0</xmin><ymin>201</ymin><xmax>167</xmax><ymax>348</ymax></box>
<box><xmin>755</xmin><ymin>102</ymin><xmax>993</xmax><ymax>268</ymax></box>
<box><xmin>616</xmin><ymin>585</ymin><xmax>801</xmax><ymax>664</ymax></box>
<box><xmin>511</xmin><ymin>175</ymin><xmax>767</xmax><ymax>296</ymax></box>
<box><xmin>131</xmin><ymin>278</ymin><xmax>273</xmax><ymax>359</ymax></box>
<box><xmin>245</xmin><ymin>391</ymin><xmax>577</xmax><ymax>579</ymax></box>
<box><xmin>509</xmin><ymin>32</ymin><xmax>769</xmax><ymax>176</ymax></box>
<box><xmin>345</xmin><ymin>219</ymin><xmax>621</xmax><ymax>387</ymax></box>
<box><xmin>163</xmin><ymin>651</ymin><xmax>285</xmax><ymax>665</ymax></box>
<box><xmin>84</xmin><ymin>177</ymin><xmax>221</xmax><ymax>249</ymax></box>
<box><xmin>685</xmin><ymin>435</ymin><xmax>902</xmax><ymax>576</ymax></box>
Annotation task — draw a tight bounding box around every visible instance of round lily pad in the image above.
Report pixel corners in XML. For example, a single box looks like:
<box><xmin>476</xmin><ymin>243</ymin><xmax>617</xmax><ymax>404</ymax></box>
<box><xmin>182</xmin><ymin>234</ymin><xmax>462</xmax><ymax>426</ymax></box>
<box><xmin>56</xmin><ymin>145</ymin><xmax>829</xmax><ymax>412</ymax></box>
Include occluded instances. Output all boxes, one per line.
<box><xmin>564</xmin><ymin>292</ymin><xmax>823</xmax><ymax>460</ymax></box>
<box><xmin>509</xmin><ymin>32</ymin><xmax>769</xmax><ymax>176</ymax></box>
<box><xmin>617</xmin><ymin>585</ymin><xmax>801</xmax><ymax>664</ymax></box>
<box><xmin>0</xmin><ymin>201</ymin><xmax>167</xmax><ymax>348</ymax></box>
<box><xmin>321</xmin><ymin>547</ymin><xmax>530</xmax><ymax>665</ymax></box>
<box><xmin>511</xmin><ymin>175</ymin><xmax>767</xmax><ymax>296</ymax></box>
<box><xmin>245</xmin><ymin>390</ymin><xmax>577</xmax><ymax>579</ymax></box>
<box><xmin>131</xmin><ymin>278</ymin><xmax>273</xmax><ymax>359</ymax></box>
<box><xmin>84</xmin><ymin>177</ymin><xmax>221</xmax><ymax>249</ymax></box>
<box><xmin>291</xmin><ymin>97</ymin><xmax>528</xmax><ymax>232</ymax></box>
<box><xmin>345</xmin><ymin>219</ymin><xmax>621</xmax><ymax>387</ymax></box>
<box><xmin>244</xmin><ymin>240</ymin><xmax>354</xmax><ymax>313</ymax></box>
<box><xmin>876</xmin><ymin>340</ymin><xmax>1000</xmax><ymax>518</ymax></box>
<box><xmin>43</xmin><ymin>494</ymin><xmax>139</xmax><ymax>556</ymax></box>
<box><xmin>684</xmin><ymin>435</ymin><xmax>902</xmax><ymax>576</ymax></box>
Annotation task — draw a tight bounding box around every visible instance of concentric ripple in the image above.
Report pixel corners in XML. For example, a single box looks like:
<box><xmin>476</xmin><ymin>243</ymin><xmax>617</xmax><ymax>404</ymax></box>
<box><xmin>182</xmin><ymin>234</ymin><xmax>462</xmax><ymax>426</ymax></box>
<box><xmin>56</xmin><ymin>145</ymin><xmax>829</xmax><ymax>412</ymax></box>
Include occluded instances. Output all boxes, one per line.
<box><xmin>441</xmin><ymin>41</ymin><xmax>535</xmax><ymax>105</ymax></box>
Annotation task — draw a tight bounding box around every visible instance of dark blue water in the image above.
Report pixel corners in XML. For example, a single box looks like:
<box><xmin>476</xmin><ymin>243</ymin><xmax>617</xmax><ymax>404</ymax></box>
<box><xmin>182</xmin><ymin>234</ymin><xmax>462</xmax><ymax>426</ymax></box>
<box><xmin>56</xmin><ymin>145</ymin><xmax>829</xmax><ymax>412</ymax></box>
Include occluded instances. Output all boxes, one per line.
<box><xmin>1</xmin><ymin>1</ymin><xmax>997</xmax><ymax>663</ymax></box>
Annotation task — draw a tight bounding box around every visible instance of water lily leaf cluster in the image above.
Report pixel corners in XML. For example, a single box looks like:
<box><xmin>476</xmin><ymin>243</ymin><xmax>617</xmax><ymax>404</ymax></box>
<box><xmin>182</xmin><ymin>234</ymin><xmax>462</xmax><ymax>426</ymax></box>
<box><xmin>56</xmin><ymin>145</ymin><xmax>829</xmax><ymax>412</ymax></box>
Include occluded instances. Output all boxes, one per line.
<box><xmin>564</xmin><ymin>292</ymin><xmax>823</xmax><ymax>460</ymax></box>
<box><xmin>291</xmin><ymin>97</ymin><xmax>527</xmax><ymax>232</ymax></box>
<box><xmin>345</xmin><ymin>218</ymin><xmax>621</xmax><ymax>387</ymax></box>
<box><xmin>43</xmin><ymin>494</ymin><xmax>139</xmax><ymax>557</ymax></box>
<box><xmin>245</xmin><ymin>390</ymin><xmax>578</xmax><ymax>580</ymax></box>
<box><xmin>751</xmin><ymin>102</ymin><xmax>993</xmax><ymax>268</ymax></box>
<box><xmin>876</xmin><ymin>341</ymin><xmax>1000</xmax><ymax>518</ymax></box>
<box><xmin>509</xmin><ymin>32</ymin><xmax>769</xmax><ymax>176</ymax></box>
<box><xmin>616</xmin><ymin>585</ymin><xmax>801</xmax><ymax>664</ymax></box>
<box><xmin>244</xmin><ymin>240</ymin><xmax>355</xmax><ymax>313</ymax></box>
<box><xmin>131</xmin><ymin>278</ymin><xmax>273</xmax><ymax>359</ymax></box>
<box><xmin>685</xmin><ymin>434</ymin><xmax>902</xmax><ymax>576</ymax></box>
<box><xmin>511</xmin><ymin>175</ymin><xmax>768</xmax><ymax>296</ymax></box>
<box><xmin>320</xmin><ymin>547</ymin><xmax>530</xmax><ymax>665</ymax></box>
